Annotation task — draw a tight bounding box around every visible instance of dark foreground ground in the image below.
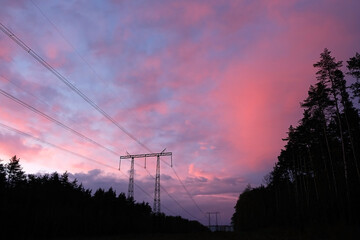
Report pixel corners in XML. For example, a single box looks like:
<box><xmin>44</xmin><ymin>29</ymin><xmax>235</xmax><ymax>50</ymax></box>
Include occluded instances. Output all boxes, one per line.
<box><xmin>55</xmin><ymin>232</ymin><xmax>235</xmax><ymax>240</ymax></box>
<box><xmin>54</xmin><ymin>225</ymin><xmax>360</xmax><ymax>240</ymax></box>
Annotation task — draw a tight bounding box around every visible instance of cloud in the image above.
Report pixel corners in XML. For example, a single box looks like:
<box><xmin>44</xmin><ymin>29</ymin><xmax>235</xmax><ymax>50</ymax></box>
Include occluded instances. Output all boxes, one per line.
<box><xmin>69</xmin><ymin>169</ymin><xmax>128</xmax><ymax>195</ymax></box>
<box><xmin>1</xmin><ymin>0</ymin><xmax>360</xmax><ymax>225</ymax></box>
<box><xmin>0</xmin><ymin>131</ymin><xmax>42</xmax><ymax>159</ymax></box>
<box><xmin>65</xmin><ymin>167</ymin><xmax>244</xmax><ymax>225</ymax></box>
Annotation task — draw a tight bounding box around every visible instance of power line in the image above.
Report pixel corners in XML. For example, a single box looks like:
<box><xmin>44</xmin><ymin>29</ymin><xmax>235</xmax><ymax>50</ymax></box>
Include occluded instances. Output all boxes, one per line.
<box><xmin>0</xmin><ymin>21</ymin><xmax>151</xmax><ymax>153</ymax></box>
<box><xmin>0</xmin><ymin>73</ymin><xmax>109</xmax><ymax>141</ymax></box>
<box><xmin>142</xmin><ymin>164</ymin><xmax>202</xmax><ymax>222</ymax></box>
<box><xmin>0</xmin><ymin>21</ymin><xmax>206</xmax><ymax>221</ymax></box>
<box><xmin>171</xmin><ymin>167</ymin><xmax>205</xmax><ymax>214</ymax></box>
<box><xmin>0</xmin><ymin>121</ymin><xmax>115</xmax><ymax>169</ymax></box>
<box><xmin>0</xmin><ymin>121</ymin><xmax>178</xmax><ymax>216</ymax></box>
<box><xmin>160</xmin><ymin>180</ymin><xmax>203</xmax><ymax>222</ymax></box>
<box><xmin>125</xmin><ymin>155</ymin><xmax>203</xmax><ymax>221</ymax></box>
<box><xmin>0</xmin><ymin>74</ymin><xmax>51</xmax><ymax>108</ymax></box>
<box><xmin>117</xmin><ymin>169</ymin><xmax>178</xmax><ymax>217</ymax></box>
<box><xmin>0</xmin><ymin>87</ymin><xmax>120</xmax><ymax>156</ymax></box>
<box><xmin>0</xmin><ymin>85</ymin><xmax>201</xmax><ymax>220</ymax></box>
<box><xmin>30</xmin><ymin>0</ymin><xmax>108</xmax><ymax>93</ymax></box>
<box><xmin>0</xmin><ymin>84</ymin><xmax>200</xmax><ymax>219</ymax></box>
<box><xmin>26</xmin><ymin>4</ymin><xmax>176</xmax><ymax>169</ymax></box>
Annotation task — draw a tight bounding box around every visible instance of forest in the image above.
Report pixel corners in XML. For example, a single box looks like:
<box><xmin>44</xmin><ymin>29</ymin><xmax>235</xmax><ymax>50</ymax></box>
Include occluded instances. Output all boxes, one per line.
<box><xmin>0</xmin><ymin>156</ymin><xmax>208</xmax><ymax>239</ymax></box>
<box><xmin>232</xmin><ymin>49</ymin><xmax>360</xmax><ymax>235</ymax></box>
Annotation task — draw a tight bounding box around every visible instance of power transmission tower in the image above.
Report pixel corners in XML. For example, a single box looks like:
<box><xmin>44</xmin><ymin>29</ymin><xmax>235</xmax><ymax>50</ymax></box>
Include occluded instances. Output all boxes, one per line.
<box><xmin>120</xmin><ymin>149</ymin><xmax>172</xmax><ymax>213</ymax></box>
<box><xmin>206</xmin><ymin>212</ymin><xmax>219</xmax><ymax>231</ymax></box>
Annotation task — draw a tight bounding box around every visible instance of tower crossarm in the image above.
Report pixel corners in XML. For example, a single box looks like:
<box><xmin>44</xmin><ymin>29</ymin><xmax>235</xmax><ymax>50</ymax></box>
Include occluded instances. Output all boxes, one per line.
<box><xmin>120</xmin><ymin>152</ymin><xmax>172</xmax><ymax>159</ymax></box>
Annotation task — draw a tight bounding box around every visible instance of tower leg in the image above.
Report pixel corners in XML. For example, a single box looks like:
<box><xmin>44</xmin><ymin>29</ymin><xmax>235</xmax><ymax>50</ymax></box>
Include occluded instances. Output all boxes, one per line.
<box><xmin>154</xmin><ymin>155</ymin><xmax>161</xmax><ymax>213</ymax></box>
<box><xmin>216</xmin><ymin>212</ymin><xmax>218</xmax><ymax>231</ymax></box>
<box><xmin>128</xmin><ymin>157</ymin><xmax>134</xmax><ymax>199</ymax></box>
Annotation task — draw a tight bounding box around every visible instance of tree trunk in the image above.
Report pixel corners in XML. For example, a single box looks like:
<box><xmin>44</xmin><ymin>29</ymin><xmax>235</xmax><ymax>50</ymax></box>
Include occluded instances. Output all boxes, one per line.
<box><xmin>322</xmin><ymin>117</ymin><xmax>338</xmax><ymax>196</ymax></box>
<box><xmin>307</xmin><ymin>146</ymin><xmax>319</xmax><ymax>200</ymax></box>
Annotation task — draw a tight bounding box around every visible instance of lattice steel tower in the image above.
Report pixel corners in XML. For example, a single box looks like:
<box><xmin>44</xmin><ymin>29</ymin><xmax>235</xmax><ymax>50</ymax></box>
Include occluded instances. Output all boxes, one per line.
<box><xmin>120</xmin><ymin>149</ymin><xmax>172</xmax><ymax>214</ymax></box>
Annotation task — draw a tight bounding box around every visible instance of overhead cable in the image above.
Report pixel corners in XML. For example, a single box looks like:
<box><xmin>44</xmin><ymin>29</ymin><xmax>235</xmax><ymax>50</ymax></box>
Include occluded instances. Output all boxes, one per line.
<box><xmin>0</xmin><ymin>121</ymin><xmax>178</xmax><ymax>216</ymax></box>
<box><xmin>0</xmin><ymin>21</ymin><xmax>205</xmax><ymax>220</ymax></box>
<box><xmin>0</xmin><ymin>87</ymin><xmax>120</xmax><ymax>156</ymax></box>
<box><xmin>0</xmin><ymin>22</ymin><xmax>150</xmax><ymax>153</ymax></box>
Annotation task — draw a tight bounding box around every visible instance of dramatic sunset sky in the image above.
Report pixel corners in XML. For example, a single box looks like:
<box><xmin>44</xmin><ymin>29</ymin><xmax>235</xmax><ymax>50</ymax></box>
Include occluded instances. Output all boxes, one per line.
<box><xmin>1</xmin><ymin>0</ymin><xmax>359</xmax><ymax>225</ymax></box>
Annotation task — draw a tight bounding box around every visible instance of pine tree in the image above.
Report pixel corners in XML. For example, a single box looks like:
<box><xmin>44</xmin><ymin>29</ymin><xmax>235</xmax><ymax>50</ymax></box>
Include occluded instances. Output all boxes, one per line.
<box><xmin>335</xmin><ymin>69</ymin><xmax>360</xmax><ymax>182</ymax></box>
<box><xmin>6</xmin><ymin>155</ymin><xmax>26</xmax><ymax>187</ymax></box>
<box><xmin>347</xmin><ymin>52</ymin><xmax>360</xmax><ymax>101</ymax></box>
<box><xmin>313</xmin><ymin>49</ymin><xmax>350</xmax><ymax>209</ymax></box>
<box><xmin>301</xmin><ymin>82</ymin><xmax>337</xmax><ymax>195</ymax></box>
<box><xmin>0</xmin><ymin>160</ymin><xmax>6</xmax><ymax>190</ymax></box>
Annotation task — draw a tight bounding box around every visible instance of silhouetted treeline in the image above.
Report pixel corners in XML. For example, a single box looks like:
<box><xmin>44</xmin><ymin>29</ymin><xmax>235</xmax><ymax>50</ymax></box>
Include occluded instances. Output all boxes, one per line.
<box><xmin>0</xmin><ymin>156</ymin><xmax>207</xmax><ymax>239</ymax></box>
<box><xmin>232</xmin><ymin>49</ymin><xmax>360</xmax><ymax>232</ymax></box>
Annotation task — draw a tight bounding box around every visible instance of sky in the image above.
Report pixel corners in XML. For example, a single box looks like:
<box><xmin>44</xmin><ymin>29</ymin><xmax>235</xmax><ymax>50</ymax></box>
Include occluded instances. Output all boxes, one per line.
<box><xmin>0</xmin><ymin>0</ymin><xmax>360</xmax><ymax>226</ymax></box>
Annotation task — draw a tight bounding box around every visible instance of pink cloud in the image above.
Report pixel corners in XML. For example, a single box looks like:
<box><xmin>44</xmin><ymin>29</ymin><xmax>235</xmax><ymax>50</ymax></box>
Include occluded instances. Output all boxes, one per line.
<box><xmin>0</xmin><ymin>40</ymin><xmax>13</xmax><ymax>61</ymax></box>
<box><xmin>44</xmin><ymin>43</ymin><xmax>60</xmax><ymax>60</ymax></box>
<box><xmin>0</xmin><ymin>132</ymin><xmax>42</xmax><ymax>159</ymax></box>
<box><xmin>188</xmin><ymin>163</ymin><xmax>213</xmax><ymax>180</ymax></box>
<box><xmin>170</xmin><ymin>1</ymin><xmax>214</xmax><ymax>25</ymax></box>
<box><xmin>1</xmin><ymin>0</ymin><xmax>360</xmax><ymax>225</ymax></box>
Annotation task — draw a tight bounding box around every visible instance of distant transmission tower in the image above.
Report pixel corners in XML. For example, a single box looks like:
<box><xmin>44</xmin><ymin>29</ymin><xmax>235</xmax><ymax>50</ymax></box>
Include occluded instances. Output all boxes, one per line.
<box><xmin>207</xmin><ymin>212</ymin><xmax>220</xmax><ymax>231</ymax></box>
<box><xmin>120</xmin><ymin>149</ymin><xmax>172</xmax><ymax>213</ymax></box>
